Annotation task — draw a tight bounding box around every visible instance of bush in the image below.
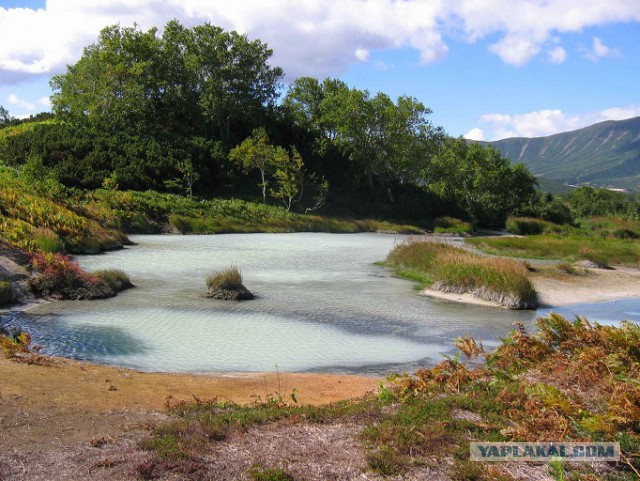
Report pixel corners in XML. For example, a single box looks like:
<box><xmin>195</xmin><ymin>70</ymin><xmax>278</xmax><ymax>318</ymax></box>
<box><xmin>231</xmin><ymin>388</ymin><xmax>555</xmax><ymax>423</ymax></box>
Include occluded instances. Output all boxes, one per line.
<box><xmin>0</xmin><ymin>281</ymin><xmax>14</xmax><ymax>305</ymax></box>
<box><xmin>433</xmin><ymin>217</ymin><xmax>472</xmax><ymax>235</ymax></box>
<box><xmin>506</xmin><ymin>217</ymin><xmax>546</xmax><ymax>235</ymax></box>
<box><xmin>27</xmin><ymin>252</ymin><xmax>112</xmax><ymax>299</ymax></box>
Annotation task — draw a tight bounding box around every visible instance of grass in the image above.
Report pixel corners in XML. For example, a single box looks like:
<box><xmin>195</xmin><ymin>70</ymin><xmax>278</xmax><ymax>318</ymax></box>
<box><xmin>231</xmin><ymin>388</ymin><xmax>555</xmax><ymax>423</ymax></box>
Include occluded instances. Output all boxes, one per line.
<box><xmin>0</xmin><ymin>172</ymin><xmax>126</xmax><ymax>254</ymax></box>
<box><xmin>206</xmin><ymin>266</ymin><xmax>254</xmax><ymax>300</ymax></box>
<box><xmin>466</xmin><ymin>234</ymin><xmax>640</xmax><ymax>266</ymax></box>
<box><xmin>206</xmin><ymin>266</ymin><xmax>243</xmax><ymax>290</ymax></box>
<box><xmin>93</xmin><ymin>269</ymin><xmax>133</xmax><ymax>292</ymax></box>
<box><xmin>384</xmin><ymin>238</ymin><xmax>537</xmax><ymax>309</ymax></box>
<box><xmin>81</xmin><ymin>189</ymin><xmax>423</xmax><ymax>235</ymax></box>
<box><xmin>139</xmin><ymin>314</ymin><xmax>639</xmax><ymax>480</ymax></box>
<box><xmin>434</xmin><ymin>216</ymin><xmax>472</xmax><ymax>235</ymax></box>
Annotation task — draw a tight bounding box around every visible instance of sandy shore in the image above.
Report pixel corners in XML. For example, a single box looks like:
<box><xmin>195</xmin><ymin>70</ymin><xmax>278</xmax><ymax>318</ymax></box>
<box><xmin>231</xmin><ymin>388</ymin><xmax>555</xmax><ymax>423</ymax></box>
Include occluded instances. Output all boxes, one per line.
<box><xmin>422</xmin><ymin>265</ymin><xmax>640</xmax><ymax>309</ymax></box>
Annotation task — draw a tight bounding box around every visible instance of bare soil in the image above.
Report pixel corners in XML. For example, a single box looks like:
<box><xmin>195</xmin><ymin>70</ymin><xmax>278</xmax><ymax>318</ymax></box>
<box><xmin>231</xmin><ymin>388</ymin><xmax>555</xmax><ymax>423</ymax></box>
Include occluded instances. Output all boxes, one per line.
<box><xmin>0</xmin><ymin>352</ymin><xmax>381</xmax><ymax>480</ymax></box>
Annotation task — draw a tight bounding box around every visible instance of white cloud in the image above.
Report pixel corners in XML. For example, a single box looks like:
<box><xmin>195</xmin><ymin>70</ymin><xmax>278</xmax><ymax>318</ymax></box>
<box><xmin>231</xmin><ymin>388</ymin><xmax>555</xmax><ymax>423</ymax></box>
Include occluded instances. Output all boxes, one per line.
<box><xmin>583</xmin><ymin>36</ymin><xmax>621</xmax><ymax>61</ymax></box>
<box><xmin>354</xmin><ymin>48</ymin><xmax>370</xmax><ymax>62</ymax></box>
<box><xmin>464</xmin><ymin>128</ymin><xmax>485</xmax><ymax>141</ymax></box>
<box><xmin>548</xmin><ymin>46</ymin><xmax>567</xmax><ymax>64</ymax></box>
<box><xmin>38</xmin><ymin>96</ymin><xmax>51</xmax><ymax>107</ymax></box>
<box><xmin>0</xmin><ymin>0</ymin><xmax>451</xmax><ymax>82</ymax></box>
<box><xmin>8</xmin><ymin>93</ymin><xmax>35</xmax><ymax>110</ymax></box>
<box><xmin>0</xmin><ymin>1</ymin><xmax>638</xmax><ymax>85</ymax></box>
<box><xmin>471</xmin><ymin>105</ymin><xmax>640</xmax><ymax>140</ymax></box>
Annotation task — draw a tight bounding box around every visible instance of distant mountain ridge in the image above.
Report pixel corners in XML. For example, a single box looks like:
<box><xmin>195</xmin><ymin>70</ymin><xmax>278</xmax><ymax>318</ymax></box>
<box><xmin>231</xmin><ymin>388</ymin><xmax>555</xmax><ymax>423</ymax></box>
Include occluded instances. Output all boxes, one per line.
<box><xmin>480</xmin><ymin>116</ymin><xmax>640</xmax><ymax>192</ymax></box>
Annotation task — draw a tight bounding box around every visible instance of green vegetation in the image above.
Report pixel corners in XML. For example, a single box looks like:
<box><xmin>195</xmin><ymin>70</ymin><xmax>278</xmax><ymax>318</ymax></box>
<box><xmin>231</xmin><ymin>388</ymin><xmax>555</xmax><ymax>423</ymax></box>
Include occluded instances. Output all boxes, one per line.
<box><xmin>385</xmin><ymin>239</ymin><xmax>537</xmax><ymax>309</ymax></box>
<box><xmin>27</xmin><ymin>252</ymin><xmax>130</xmax><ymax>300</ymax></box>
<box><xmin>138</xmin><ymin>314</ymin><xmax>640</xmax><ymax>480</ymax></box>
<box><xmin>0</xmin><ymin>21</ymin><xmax>539</xmax><ymax>230</ymax></box>
<box><xmin>93</xmin><ymin>269</ymin><xmax>133</xmax><ymax>293</ymax></box>
<box><xmin>433</xmin><ymin>216</ymin><xmax>472</xmax><ymax>235</ymax></box>
<box><xmin>0</xmin><ymin>281</ymin><xmax>13</xmax><ymax>305</ymax></box>
<box><xmin>248</xmin><ymin>465</ymin><xmax>295</xmax><ymax>481</ymax></box>
<box><xmin>0</xmin><ymin>172</ymin><xmax>126</xmax><ymax>254</ymax></box>
<box><xmin>427</xmin><ymin>138</ymin><xmax>537</xmax><ymax>228</ymax></box>
<box><xmin>467</xmin><ymin>234</ymin><xmax>640</xmax><ymax>266</ymax></box>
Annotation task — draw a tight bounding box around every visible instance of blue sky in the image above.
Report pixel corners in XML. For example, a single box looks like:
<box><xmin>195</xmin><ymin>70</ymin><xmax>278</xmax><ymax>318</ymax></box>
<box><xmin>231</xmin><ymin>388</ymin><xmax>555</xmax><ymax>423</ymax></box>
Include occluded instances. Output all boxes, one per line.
<box><xmin>1</xmin><ymin>0</ymin><xmax>639</xmax><ymax>140</ymax></box>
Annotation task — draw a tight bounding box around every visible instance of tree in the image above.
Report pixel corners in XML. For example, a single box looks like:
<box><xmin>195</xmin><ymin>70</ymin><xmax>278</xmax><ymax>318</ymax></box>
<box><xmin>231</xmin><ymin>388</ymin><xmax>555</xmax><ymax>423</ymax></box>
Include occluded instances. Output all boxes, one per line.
<box><xmin>284</xmin><ymin>77</ymin><xmax>442</xmax><ymax>189</ymax></box>
<box><xmin>0</xmin><ymin>105</ymin><xmax>10</xmax><ymax>127</ymax></box>
<box><xmin>229</xmin><ymin>128</ymin><xmax>284</xmax><ymax>202</ymax></box>
<box><xmin>269</xmin><ymin>146</ymin><xmax>305</xmax><ymax>211</ymax></box>
<box><xmin>426</xmin><ymin>138</ymin><xmax>537</xmax><ymax>228</ymax></box>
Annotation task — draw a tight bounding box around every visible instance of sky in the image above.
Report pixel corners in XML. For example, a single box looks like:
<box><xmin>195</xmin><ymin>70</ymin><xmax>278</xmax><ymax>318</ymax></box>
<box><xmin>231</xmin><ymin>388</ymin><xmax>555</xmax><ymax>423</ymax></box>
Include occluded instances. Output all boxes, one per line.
<box><xmin>0</xmin><ymin>0</ymin><xmax>639</xmax><ymax>141</ymax></box>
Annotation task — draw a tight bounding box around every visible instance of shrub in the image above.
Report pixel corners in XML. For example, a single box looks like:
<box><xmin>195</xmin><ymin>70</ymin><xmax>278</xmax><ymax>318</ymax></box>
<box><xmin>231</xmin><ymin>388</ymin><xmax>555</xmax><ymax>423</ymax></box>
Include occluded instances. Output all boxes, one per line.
<box><xmin>0</xmin><ymin>281</ymin><xmax>13</xmax><ymax>305</ymax></box>
<box><xmin>0</xmin><ymin>325</ymin><xmax>32</xmax><ymax>355</ymax></box>
<box><xmin>27</xmin><ymin>252</ymin><xmax>111</xmax><ymax>299</ymax></box>
<box><xmin>434</xmin><ymin>217</ymin><xmax>472</xmax><ymax>235</ymax></box>
<box><xmin>506</xmin><ymin>217</ymin><xmax>546</xmax><ymax>235</ymax></box>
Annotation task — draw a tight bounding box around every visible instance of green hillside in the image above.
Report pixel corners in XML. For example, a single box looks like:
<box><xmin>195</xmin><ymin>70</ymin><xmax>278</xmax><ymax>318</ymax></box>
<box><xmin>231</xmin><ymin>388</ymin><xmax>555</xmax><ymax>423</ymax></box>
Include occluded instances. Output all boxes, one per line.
<box><xmin>484</xmin><ymin>117</ymin><xmax>640</xmax><ymax>191</ymax></box>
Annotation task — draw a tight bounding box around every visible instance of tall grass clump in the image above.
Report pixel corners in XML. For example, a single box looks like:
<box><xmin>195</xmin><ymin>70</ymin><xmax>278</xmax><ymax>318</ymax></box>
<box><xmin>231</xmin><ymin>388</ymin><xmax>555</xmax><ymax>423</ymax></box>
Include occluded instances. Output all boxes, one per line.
<box><xmin>93</xmin><ymin>269</ymin><xmax>133</xmax><ymax>293</ymax></box>
<box><xmin>206</xmin><ymin>266</ymin><xmax>254</xmax><ymax>301</ymax></box>
<box><xmin>32</xmin><ymin>228</ymin><xmax>64</xmax><ymax>253</ymax></box>
<box><xmin>385</xmin><ymin>238</ymin><xmax>537</xmax><ymax>309</ymax></box>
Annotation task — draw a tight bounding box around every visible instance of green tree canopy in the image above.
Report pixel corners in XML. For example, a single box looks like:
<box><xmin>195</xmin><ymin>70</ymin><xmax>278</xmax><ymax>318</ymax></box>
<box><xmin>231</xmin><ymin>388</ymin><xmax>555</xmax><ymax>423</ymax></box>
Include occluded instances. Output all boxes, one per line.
<box><xmin>426</xmin><ymin>138</ymin><xmax>538</xmax><ymax>228</ymax></box>
<box><xmin>51</xmin><ymin>20</ymin><xmax>284</xmax><ymax>144</ymax></box>
<box><xmin>283</xmin><ymin>77</ymin><xmax>444</xmax><ymax>189</ymax></box>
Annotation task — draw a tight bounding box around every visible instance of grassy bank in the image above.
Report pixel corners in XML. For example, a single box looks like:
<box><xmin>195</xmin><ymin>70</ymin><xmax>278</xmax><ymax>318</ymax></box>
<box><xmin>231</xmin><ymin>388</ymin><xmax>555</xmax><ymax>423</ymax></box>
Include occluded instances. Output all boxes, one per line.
<box><xmin>0</xmin><ymin>173</ymin><xmax>127</xmax><ymax>254</ymax></box>
<box><xmin>135</xmin><ymin>314</ymin><xmax>640</xmax><ymax>480</ymax></box>
<box><xmin>81</xmin><ymin>189</ymin><xmax>423</xmax><ymax>235</ymax></box>
<box><xmin>467</xmin><ymin>234</ymin><xmax>640</xmax><ymax>266</ymax></box>
<box><xmin>384</xmin><ymin>238</ymin><xmax>537</xmax><ymax>309</ymax></box>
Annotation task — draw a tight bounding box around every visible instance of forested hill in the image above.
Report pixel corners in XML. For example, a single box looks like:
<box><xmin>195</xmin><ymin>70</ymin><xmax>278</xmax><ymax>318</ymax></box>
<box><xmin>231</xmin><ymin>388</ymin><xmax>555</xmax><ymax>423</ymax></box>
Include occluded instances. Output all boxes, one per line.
<box><xmin>482</xmin><ymin>117</ymin><xmax>640</xmax><ymax>191</ymax></box>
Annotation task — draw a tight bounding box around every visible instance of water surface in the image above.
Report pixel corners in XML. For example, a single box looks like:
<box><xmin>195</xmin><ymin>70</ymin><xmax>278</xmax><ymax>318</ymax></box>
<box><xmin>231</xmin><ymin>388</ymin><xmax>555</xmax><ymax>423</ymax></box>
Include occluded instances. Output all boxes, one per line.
<box><xmin>12</xmin><ymin>233</ymin><xmax>640</xmax><ymax>374</ymax></box>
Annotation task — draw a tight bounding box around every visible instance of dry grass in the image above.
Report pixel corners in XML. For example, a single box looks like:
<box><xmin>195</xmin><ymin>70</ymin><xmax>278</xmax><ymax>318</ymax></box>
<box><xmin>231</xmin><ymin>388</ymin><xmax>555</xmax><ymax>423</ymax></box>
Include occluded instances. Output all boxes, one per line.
<box><xmin>385</xmin><ymin>238</ymin><xmax>537</xmax><ymax>309</ymax></box>
<box><xmin>206</xmin><ymin>266</ymin><xmax>243</xmax><ymax>290</ymax></box>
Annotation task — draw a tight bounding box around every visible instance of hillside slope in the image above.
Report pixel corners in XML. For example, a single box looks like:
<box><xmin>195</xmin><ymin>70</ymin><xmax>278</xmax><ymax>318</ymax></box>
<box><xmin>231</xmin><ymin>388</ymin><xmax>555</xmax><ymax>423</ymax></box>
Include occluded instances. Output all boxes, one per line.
<box><xmin>484</xmin><ymin>116</ymin><xmax>640</xmax><ymax>191</ymax></box>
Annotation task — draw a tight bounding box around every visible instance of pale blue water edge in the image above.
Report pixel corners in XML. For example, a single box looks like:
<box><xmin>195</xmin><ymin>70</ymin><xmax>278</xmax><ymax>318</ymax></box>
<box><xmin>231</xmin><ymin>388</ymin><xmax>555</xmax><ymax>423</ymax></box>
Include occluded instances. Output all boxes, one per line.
<box><xmin>10</xmin><ymin>233</ymin><xmax>640</xmax><ymax>375</ymax></box>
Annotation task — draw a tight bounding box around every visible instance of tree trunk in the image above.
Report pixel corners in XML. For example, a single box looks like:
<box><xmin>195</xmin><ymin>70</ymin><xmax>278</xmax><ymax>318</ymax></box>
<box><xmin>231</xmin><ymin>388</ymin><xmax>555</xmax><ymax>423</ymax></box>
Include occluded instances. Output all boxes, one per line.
<box><xmin>260</xmin><ymin>169</ymin><xmax>267</xmax><ymax>203</ymax></box>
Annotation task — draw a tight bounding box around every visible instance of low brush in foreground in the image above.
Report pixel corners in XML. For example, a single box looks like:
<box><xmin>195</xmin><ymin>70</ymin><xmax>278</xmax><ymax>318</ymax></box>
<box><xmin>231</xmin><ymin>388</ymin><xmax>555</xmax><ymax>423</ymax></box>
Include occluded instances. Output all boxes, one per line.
<box><xmin>385</xmin><ymin>238</ymin><xmax>537</xmax><ymax>309</ymax></box>
<box><xmin>206</xmin><ymin>266</ymin><xmax>254</xmax><ymax>301</ymax></box>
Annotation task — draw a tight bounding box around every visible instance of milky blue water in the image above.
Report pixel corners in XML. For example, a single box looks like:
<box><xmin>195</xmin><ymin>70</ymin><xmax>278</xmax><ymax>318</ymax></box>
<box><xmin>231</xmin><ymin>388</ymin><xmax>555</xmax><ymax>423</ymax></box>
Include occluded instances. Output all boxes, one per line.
<box><xmin>10</xmin><ymin>233</ymin><xmax>640</xmax><ymax>374</ymax></box>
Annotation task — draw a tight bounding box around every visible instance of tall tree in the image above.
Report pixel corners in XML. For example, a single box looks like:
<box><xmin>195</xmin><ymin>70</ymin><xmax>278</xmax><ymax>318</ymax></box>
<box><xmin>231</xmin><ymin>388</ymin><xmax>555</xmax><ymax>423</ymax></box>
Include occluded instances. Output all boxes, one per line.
<box><xmin>284</xmin><ymin>77</ymin><xmax>442</xmax><ymax>189</ymax></box>
<box><xmin>426</xmin><ymin>138</ymin><xmax>537</xmax><ymax>228</ymax></box>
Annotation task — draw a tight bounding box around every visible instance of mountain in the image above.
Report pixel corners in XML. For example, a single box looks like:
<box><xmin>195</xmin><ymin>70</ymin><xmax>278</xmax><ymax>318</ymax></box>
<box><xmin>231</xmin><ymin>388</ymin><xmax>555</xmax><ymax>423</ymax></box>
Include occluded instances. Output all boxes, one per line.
<box><xmin>481</xmin><ymin>117</ymin><xmax>640</xmax><ymax>192</ymax></box>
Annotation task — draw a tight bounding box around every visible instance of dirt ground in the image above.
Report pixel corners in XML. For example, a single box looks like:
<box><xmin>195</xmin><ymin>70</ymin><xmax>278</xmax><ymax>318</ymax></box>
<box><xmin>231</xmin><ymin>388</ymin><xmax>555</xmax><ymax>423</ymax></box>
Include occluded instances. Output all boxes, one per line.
<box><xmin>0</xmin><ymin>353</ymin><xmax>383</xmax><ymax>480</ymax></box>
